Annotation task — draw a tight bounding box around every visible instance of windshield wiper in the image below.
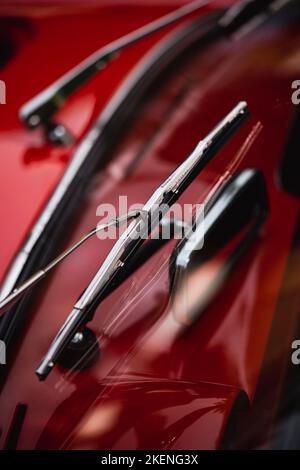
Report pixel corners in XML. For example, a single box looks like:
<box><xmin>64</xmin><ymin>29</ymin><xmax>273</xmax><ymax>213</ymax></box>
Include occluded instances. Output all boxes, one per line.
<box><xmin>0</xmin><ymin>212</ymin><xmax>187</xmax><ymax>316</ymax></box>
<box><xmin>19</xmin><ymin>0</ymin><xmax>291</xmax><ymax>145</ymax></box>
<box><xmin>0</xmin><ymin>211</ymin><xmax>140</xmax><ymax>316</ymax></box>
<box><xmin>35</xmin><ymin>101</ymin><xmax>249</xmax><ymax>380</ymax></box>
<box><xmin>19</xmin><ymin>0</ymin><xmax>211</xmax><ymax>145</ymax></box>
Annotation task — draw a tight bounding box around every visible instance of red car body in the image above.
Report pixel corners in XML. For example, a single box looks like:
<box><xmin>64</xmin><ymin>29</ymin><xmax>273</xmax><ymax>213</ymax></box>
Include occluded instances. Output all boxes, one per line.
<box><xmin>0</xmin><ymin>0</ymin><xmax>300</xmax><ymax>450</ymax></box>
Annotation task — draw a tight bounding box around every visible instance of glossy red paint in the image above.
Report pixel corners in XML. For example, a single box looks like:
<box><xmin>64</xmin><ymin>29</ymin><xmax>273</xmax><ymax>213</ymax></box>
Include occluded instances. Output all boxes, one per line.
<box><xmin>0</xmin><ymin>0</ymin><xmax>218</xmax><ymax>282</ymax></box>
<box><xmin>0</xmin><ymin>0</ymin><xmax>299</xmax><ymax>450</ymax></box>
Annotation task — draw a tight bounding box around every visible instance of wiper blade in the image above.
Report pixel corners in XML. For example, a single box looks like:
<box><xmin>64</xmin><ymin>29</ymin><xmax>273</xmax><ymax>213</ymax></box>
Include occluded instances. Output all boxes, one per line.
<box><xmin>19</xmin><ymin>0</ymin><xmax>292</xmax><ymax>145</ymax></box>
<box><xmin>0</xmin><ymin>212</ymin><xmax>184</xmax><ymax>316</ymax></box>
<box><xmin>0</xmin><ymin>211</ymin><xmax>140</xmax><ymax>316</ymax></box>
<box><xmin>19</xmin><ymin>0</ymin><xmax>211</xmax><ymax>144</ymax></box>
<box><xmin>36</xmin><ymin>101</ymin><xmax>249</xmax><ymax>380</ymax></box>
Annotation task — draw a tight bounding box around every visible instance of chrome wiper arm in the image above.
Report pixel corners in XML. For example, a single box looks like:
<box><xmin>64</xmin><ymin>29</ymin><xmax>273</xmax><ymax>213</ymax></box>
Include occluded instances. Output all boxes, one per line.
<box><xmin>0</xmin><ymin>212</ymin><xmax>140</xmax><ymax>316</ymax></box>
<box><xmin>19</xmin><ymin>0</ymin><xmax>211</xmax><ymax>144</ymax></box>
<box><xmin>36</xmin><ymin>101</ymin><xmax>249</xmax><ymax>380</ymax></box>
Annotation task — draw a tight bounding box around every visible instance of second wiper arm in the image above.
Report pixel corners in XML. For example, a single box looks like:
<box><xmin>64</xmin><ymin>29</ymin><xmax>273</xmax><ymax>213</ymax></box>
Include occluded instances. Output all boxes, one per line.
<box><xmin>19</xmin><ymin>0</ymin><xmax>211</xmax><ymax>137</ymax></box>
<box><xmin>20</xmin><ymin>0</ymin><xmax>291</xmax><ymax>145</ymax></box>
<box><xmin>36</xmin><ymin>101</ymin><xmax>249</xmax><ymax>380</ymax></box>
